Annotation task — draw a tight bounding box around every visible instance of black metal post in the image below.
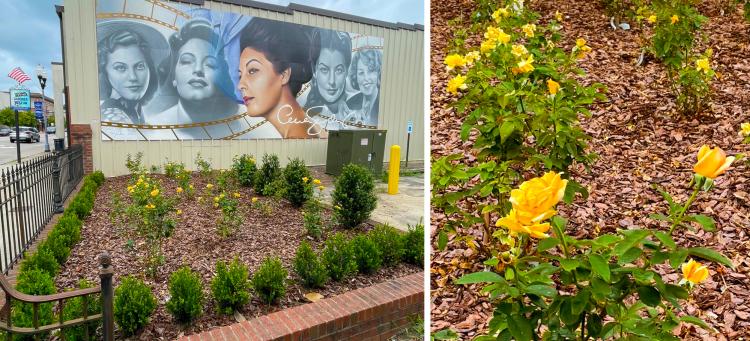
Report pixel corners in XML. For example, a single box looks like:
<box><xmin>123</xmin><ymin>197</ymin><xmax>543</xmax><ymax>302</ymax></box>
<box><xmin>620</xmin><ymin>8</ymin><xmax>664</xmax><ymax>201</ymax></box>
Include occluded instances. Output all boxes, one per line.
<box><xmin>14</xmin><ymin>110</ymin><xmax>20</xmax><ymax>164</ymax></box>
<box><xmin>51</xmin><ymin>153</ymin><xmax>63</xmax><ymax>213</ymax></box>
<box><xmin>98</xmin><ymin>252</ymin><xmax>114</xmax><ymax>341</ymax></box>
<box><xmin>405</xmin><ymin>132</ymin><xmax>411</xmax><ymax>169</ymax></box>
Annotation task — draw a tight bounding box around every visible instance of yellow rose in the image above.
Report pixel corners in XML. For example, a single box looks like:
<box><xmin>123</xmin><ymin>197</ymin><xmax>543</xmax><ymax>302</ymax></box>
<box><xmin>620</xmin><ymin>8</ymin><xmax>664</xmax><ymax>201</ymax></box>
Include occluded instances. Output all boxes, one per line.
<box><xmin>146</xmin><ymin>203</ymin><xmax>155</xmax><ymax>209</ymax></box>
<box><xmin>647</xmin><ymin>15</ymin><xmax>657</xmax><ymax>23</ymax></box>
<box><xmin>302</xmin><ymin>176</ymin><xmax>309</xmax><ymax>183</ymax></box>
<box><xmin>512</xmin><ymin>55</ymin><xmax>535</xmax><ymax>74</ymax></box>
<box><xmin>233</xmin><ymin>192</ymin><xmax>241</xmax><ymax>198</ymax></box>
<box><xmin>176</xmin><ymin>209</ymin><xmax>182</xmax><ymax>215</ymax></box>
<box><xmin>447</xmin><ymin>75</ymin><xmax>468</xmax><ymax>95</ymax></box>
<box><xmin>508</xmin><ymin>171</ymin><xmax>567</xmax><ymax>225</ymax></box>
<box><xmin>206</xmin><ymin>184</ymin><xmax>214</xmax><ymax>189</ymax></box>
<box><xmin>682</xmin><ymin>259</ymin><xmax>709</xmax><ymax>284</ymax></box>
<box><xmin>251</xmin><ymin>197</ymin><xmax>258</xmax><ymax>203</ymax></box>
<box><xmin>741</xmin><ymin>122</ymin><xmax>750</xmax><ymax>137</ymax></box>
<box><xmin>522</xmin><ymin>24</ymin><xmax>536</xmax><ymax>38</ymax></box>
<box><xmin>547</xmin><ymin>79</ymin><xmax>560</xmax><ymax>96</ymax></box>
<box><xmin>213</xmin><ymin>203</ymin><xmax>219</xmax><ymax>208</ymax></box>
<box><xmin>176</xmin><ymin>187</ymin><xmax>184</xmax><ymax>193</ymax></box>
<box><xmin>576</xmin><ymin>38</ymin><xmax>587</xmax><ymax>48</ymax></box>
<box><xmin>313</xmin><ymin>179</ymin><xmax>322</xmax><ymax>185</ymax></box>
<box><xmin>495</xmin><ymin>209</ymin><xmax>551</xmax><ymax>239</ymax></box>
<box><xmin>555</xmin><ymin>11</ymin><xmax>563</xmax><ymax>22</ymax></box>
<box><xmin>214</xmin><ymin>196</ymin><xmax>220</xmax><ymax>202</ymax></box>
<box><xmin>480</xmin><ymin>40</ymin><xmax>497</xmax><ymax>55</ymax></box>
<box><xmin>318</xmin><ymin>185</ymin><xmax>325</xmax><ymax>191</ymax></box>
<box><xmin>443</xmin><ymin>54</ymin><xmax>467</xmax><ymax>71</ymax></box>
<box><xmin>671</xmin><ymin>15</ymin><xmax>679</xmax><ymax>24</ymax></box>
<box><xmin>150</xmin><ymin>189</ymin><xmax>159</xmax><ymax>197</ymax></box>
<box><xmin>694</xmin><ymin>145</ymin><xmax>734</xmax><ymax>179</ymax></box>
<box><xmin>511</xmin><ymin>44</ymin><xmax>528</xmax><ymax>57</ymax></box>
<box><xmin>695</xmin><ymin>58</ymin><xmax>710</xmax><ymax>74</ymax></box>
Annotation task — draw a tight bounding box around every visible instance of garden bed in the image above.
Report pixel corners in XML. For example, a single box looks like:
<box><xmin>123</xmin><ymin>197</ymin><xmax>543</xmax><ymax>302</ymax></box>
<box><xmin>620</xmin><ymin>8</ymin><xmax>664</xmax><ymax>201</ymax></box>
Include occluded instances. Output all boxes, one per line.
<box><xmin>55</xmin><ymin>173</ymin><xmax>421</xmax><ymax>340</ymax></box>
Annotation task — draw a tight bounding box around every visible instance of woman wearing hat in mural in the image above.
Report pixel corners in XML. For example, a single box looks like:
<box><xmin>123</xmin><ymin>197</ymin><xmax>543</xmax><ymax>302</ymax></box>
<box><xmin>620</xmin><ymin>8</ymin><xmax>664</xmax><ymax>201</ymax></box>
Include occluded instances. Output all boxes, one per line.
<box><xmin>236</xmin><ymin>17</ymin><xmax>326</xmax><ymax>138</ymax></box>
<box><xmin>146</xmin><ymin>18</ymin><xmax>243</xmax><ymax>140</ymax></box>
<box><xmin>346</xmin><ymin>48</ymin><xmax>382</xmax><ymax>127</ymax></box>
<box><xmin>97</xmin><ymin>20</ymin><xmax>167</xmax><ymax>139</ymax></box>
<box><xmin>303</xmin><ymin>29</ymin><xmax>355</xmax><ymax>130</ymax></box>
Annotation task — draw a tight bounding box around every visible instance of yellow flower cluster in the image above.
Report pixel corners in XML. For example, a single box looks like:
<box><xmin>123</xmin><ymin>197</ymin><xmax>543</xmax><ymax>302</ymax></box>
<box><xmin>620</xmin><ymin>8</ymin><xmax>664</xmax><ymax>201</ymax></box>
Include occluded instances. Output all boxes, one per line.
<box><xmin>447</xmin><ymin>75</ymin><xmax>468</xmax><ymax>95</ymax></box>
<box><xmin>695</xmin><ymin>58</ymin><xmax>710</xmax><ymax>74</ymax></box>
<box><xmin>693</xmin><ymin>145</ymin><xmax>734</xmax><ymax>179</ymax></box>
<box><xmin>150</xmin><ymin>189</ymin><xmax>159</xmax><ymax>197</ymax></box>
<box><xmin>444</xmin><ymin>54</ymin><xmax>467</xmax><ymax>71</ymax></box>
<box><xmin>741</xmin><ymin>123</ymin><xmax>750</xmax><ymax>137</ymax></box>
<box><xmin>495</xmin><ymin>171</ymin><xmax>568</xmax><ymax>239</ymax></box>
<box><xmin>521</xmin><ymin>24</ymin><xmax>536</xmax><ymax>38</ymax></box>
<box><xmin>574</xmin><ymin>38</ymin><xmax>592</xmax><ymax>60</ymax></box>
<box><xmin>233</xmin><ymin>192</ymin><xmax>241</xmax><ymax>198</ymax></box>
<box><xmin>647</xmin><ymin>15</ymin><xmax>657</xmax><ymax>24</ymax></box>
<box><xmin>491</xmin><ymin>7</ymin><xmax>510</xmax><ymax>23</ymax></box>
<box><xmin>512</xmin><ymin>55</ymin><xmax>535</xmax><ymax>75</ymax></box>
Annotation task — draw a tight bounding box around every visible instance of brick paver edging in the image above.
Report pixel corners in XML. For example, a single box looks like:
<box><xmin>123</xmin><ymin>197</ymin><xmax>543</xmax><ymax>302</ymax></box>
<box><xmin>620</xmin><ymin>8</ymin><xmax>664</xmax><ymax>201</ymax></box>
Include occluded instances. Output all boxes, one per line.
<box><xmin>178</xmin><ymin>272</ymin><xmax>424</xmax><ymax>341</ymax></box>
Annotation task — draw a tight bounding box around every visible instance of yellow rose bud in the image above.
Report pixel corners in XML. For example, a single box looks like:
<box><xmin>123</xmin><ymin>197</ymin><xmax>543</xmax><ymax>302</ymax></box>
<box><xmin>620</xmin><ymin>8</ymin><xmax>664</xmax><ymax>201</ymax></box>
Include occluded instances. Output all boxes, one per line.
<box><xmin>682</xmin><ymin>259</ymin><xmax>709</xmax><ymax>284</ymax></box>
<box><xmin>647</xmin><ymin>15</ymin><xmax>657</xmax><ymax>23</ymax></box>
<box><xmin>555</xmin><ymin>11</ymin><xmax>563</xmax><ymax>22</ymax></box>
<box><xmin>189</xmin><ymin>184</ymin><xmax>194</xmax><ymax>190</ymax></box>
<box><xmin>176</xmin><ymin>187</ymin><xmax>183</xmax><ymax>193</ymax></box>
<box><xmin>671</xmin><ymin>15</ymin><xmax>679</xmax><ymax>24</ymax></box>
<box><xmin>150</xmin><ymin>189</ymin><xmax>159</xmax><ymax>197</ymax></box>
<box><xmin>252</xmin><ymin>197</ymin><xmax>258</xmax><ymax>203</ymax></box>
<box><xmin>214</xmin><ymin>196</ymin><xmax>220</xmax><ymax>202</ymax></box>
<box><xmin>233</xmin><ymin>192</ymin><xmax>241</xmax><ymax>198</ymax></box>
<box><xmin>313</xmin><ymin>179</ymin><xmax>321</xmax><ymax>185</ymax></box>
<box><xmin>302</xmin><ymin>177</ymin><xmax>309</xmax><ymax>183</ymax></box>
<box><xmin>693</xmin><ymin>145</ymin><xmax>734</xmax><ymax>179</ymax></box>
<box><xmin>176</xmin><ymin>209</ymin><xmax>182</xmax><ymax>215</ymax></box>
<box><xmin>213</xmin><ymin>203</ymin><xmax>219</xmax><ymax>208</ymax></box>
<box><xmin>206</xmin><ymin>184</ymin><xmax>214</xmax><ymax>189</ymax></box>
<box><xmin>547</xmin><ymin>79</ymin><xmax>560</xmax><ymax>96</ymax></box>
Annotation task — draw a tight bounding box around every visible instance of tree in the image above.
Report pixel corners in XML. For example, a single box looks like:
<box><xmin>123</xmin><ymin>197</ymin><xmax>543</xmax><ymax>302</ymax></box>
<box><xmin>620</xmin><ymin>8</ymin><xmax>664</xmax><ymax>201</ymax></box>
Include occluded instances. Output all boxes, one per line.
<box><xmin>0</xmin><ymin>107</ymin><xmax>39</xmax><ymax>127</ymax></box>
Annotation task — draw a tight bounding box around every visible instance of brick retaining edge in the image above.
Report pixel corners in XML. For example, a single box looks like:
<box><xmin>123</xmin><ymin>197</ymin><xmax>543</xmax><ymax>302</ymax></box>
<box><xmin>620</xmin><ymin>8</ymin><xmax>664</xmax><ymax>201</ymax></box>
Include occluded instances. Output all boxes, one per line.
<box><xmin>178</xmin><ymin>272</ymin><xmax>424</xmax><ymax>341</ymax></box>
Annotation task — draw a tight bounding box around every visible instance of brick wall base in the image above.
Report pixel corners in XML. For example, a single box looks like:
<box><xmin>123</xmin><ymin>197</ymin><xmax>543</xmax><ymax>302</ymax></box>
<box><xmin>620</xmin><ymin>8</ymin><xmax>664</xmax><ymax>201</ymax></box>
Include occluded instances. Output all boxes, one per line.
<box><xmin>69</xmin><ymin>124</ymin><xmax>93</xmax><ymax>174</ymax></box>
<box><xmin>178</xmin><ymin>272</ymin><xmax>424</xmax><ymax>341</ymax></box>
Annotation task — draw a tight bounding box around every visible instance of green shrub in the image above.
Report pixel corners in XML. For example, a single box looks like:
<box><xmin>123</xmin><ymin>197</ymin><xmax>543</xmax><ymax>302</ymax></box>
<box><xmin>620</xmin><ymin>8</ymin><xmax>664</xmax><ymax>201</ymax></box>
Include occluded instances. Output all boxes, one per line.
<box><xmin>232</xmin><ymin>154</ymin><xmax>257</xmax><ymax>187</ymax></box>
<box><xmin>113</xmin><ymin>276</ymin><xmax>156</xmax><ymax>336</ymax></box>
<box><xmin>303</xmin><ymin>201</ymin><xmax>323</xmax><ymax>239</ymax></box>
<box><xmin>211</xmin><ymin>257</ymin><xmax>250</xmax><ymax>314</ymax></box>
<box><xmin>370</xmin><ymin>224</ymin><xmax>405</xmax><ymax>266</ymax></box>
<box><xmin>61</xmin><ymin>279</ymin><xmax>101</xmax><ymax>341</ymax></box>
<box><xmin>12</xmin><ymin>269</ymin><xmax>56</xmax><ymax>340</ymax></box>
<box><xmin>38</xmin><ymin>234</ymin><xmax>70</xmax><ymax>265</ymax></box>
<box><xmin>194</xmin><ymin>153</ymin><xmax>212</xmax><ymax>176</ymax></box>
<box><xmin>402</xmin><ymin>223</ymin><xmax>424</xmax><ymax>266</ymax></box>
<box><xmin>55</xmin><ymin>213</ymin><xmax>83</xmax><ymax>246</ymax></box>
<box><xmin>254</xmin><ymin>153</ymin><xmax>282</xmax><ymax>195</ymax></box>
<box><xmin>282</xmin><ymin>158</ymin><xmax>313</xmax><ymax>207</ymax></box>
<box><xmin>166</xmin><ymin>266</ymin><xmax>204</xmax><ymax>323</ymax></box>
<box><xmin>293</xmin><ymin>241</ymin><xmax>328</xmax><ymax>288</ymax></box>
<box><xmin>164</xmin><ymin>161</ymin><xmax>186</xmax><ymax>179</ymax></box>
<box><xmin>350</xmin><ymin>234</ymin><xmax>382</xmax><ymax>274</ymax></box>
<box><xmin>332</xmin><ymin>164</ymin><xmax>377</xmax><ymax>228</ymax></box>
<box><xmin>251</xmin><ymin>257</ymin><xmax>288</xmax><ymax>305</ymax></box>
<box><xmin>19</xmin><ymin>247</ymin><xmax>59</xmax><ymax>277</ymax></box>
<box><xmin>321</xmin><ymin>233</ymin><xmax>358</xmax><ymax>281</ymax></box>
<box><xmin>68</xmin><ymin>186</ymin><xmax>95</xmax><ymax>219</ymax></box>
<box><xmin>89</xmin><ymin>171</ymin><xmax>105</xmax><ymax>187</ymax></box>
<box><xmin>262</xmin><ymin>178</ymin><xmax>286</xmax><ymax>198</ymax></box>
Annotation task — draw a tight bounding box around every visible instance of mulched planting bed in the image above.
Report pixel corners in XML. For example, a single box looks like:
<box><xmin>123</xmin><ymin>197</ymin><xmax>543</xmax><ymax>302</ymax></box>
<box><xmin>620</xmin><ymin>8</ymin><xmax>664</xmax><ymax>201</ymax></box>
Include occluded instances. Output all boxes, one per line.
<box><xmin>55</xmin><ymin>173</ymin><xmax>420</xmax><ymax>340</ymax></box>
<box><xmin>431</xmin><ymin>0</ymin><xmax>750</xmax><ymax>340</ymax></box>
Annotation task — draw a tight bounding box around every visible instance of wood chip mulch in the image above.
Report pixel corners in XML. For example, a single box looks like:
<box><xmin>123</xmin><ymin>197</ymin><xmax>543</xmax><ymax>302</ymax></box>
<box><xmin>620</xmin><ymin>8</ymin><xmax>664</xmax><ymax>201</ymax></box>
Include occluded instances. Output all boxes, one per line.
<box><xmin>55</xmin><ymin>173</ymin><xmax>420</xmax><ymax>340</ymax></box>
<box><xmin>431</xmin><ymin>0</ymin><xmax>750</xmax><ymax>340</ymax></box>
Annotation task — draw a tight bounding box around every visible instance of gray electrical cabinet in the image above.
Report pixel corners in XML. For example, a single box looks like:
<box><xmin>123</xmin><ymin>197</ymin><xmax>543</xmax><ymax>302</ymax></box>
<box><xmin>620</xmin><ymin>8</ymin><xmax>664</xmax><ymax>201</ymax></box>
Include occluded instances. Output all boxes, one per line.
<box><xmin>325</xmin><ymin>130</ymin><xmax>387</xmax><ymax>176</ymax></box>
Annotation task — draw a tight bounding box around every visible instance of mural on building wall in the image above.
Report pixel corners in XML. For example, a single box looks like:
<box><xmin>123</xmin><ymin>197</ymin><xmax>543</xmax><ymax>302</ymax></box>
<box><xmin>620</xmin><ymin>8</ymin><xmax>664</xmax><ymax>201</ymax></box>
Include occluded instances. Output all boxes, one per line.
<box><xmin>95</xmin><ymin>0</ymin><xmax>384</xmax><ymax>140</ymax></box>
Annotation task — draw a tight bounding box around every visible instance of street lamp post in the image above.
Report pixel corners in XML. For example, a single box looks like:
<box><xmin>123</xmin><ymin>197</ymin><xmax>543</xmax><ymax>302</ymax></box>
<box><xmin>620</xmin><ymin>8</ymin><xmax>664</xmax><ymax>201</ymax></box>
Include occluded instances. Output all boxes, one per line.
<box><xmin>36</xmin><ymin>64</ymin><xmax>50</xmax><ymax>153</ymax></box>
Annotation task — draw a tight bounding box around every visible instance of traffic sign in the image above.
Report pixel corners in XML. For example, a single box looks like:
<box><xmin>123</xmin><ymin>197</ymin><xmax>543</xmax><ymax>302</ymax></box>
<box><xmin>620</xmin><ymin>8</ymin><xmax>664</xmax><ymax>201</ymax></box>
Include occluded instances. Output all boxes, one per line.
<box><xmin>407</xmin><ymin>120</ymin><xmax>413</xmax><ymax>134</ymax></box>
<box><xmin>10</xmin><ymin>88</ymin><xmax>30</xmax><ymax>111</ymax></box>
<box><xmin>34</xmin><ymin>101</ymin><xmax>43</xmax><ymax>119</ymax></box>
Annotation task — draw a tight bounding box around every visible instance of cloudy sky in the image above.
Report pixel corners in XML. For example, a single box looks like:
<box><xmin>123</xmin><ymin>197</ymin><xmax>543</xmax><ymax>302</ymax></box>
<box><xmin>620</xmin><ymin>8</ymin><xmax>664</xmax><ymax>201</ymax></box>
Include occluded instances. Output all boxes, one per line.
<box><xmin>0</xmin><ymin>0</ymin><xmax>423</xmax><ymax>97</ymax></box>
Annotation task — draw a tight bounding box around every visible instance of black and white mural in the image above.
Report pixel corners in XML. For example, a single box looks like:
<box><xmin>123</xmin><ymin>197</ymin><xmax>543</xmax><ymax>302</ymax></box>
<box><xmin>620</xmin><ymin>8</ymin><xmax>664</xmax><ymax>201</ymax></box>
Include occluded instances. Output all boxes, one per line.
<box><xmin>96</xmin><ymin>0</ymin><xmax>384</xmax><ymax>140</ymax></box>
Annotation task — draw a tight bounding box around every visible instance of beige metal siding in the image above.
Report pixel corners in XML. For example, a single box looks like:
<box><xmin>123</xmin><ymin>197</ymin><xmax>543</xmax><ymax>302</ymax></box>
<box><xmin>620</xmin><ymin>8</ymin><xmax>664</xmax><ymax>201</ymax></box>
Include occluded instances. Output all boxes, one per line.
<box><xmin>63</xmin><ymin>0</ymin><xmax>423</xmax><ymax>176</ymax></box>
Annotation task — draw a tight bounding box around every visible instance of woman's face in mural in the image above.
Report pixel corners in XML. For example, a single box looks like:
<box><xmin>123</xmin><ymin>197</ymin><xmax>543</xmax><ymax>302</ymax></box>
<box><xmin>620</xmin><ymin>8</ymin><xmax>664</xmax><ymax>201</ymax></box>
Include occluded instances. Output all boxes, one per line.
<box><xmin>106</xmin><ymin>45</ymin><xmax>150</xmax><ymax>101</ymax></box>
<box><xmin>174</xmin><ymin>38</ymin><xmax>218</xmax><ymax>101</ymax></box>
<box><xmin>237</xmin><ymin>48</ymin><xmax>285</xmax><ymax>117</ymax></box>
<box><xmin>314</xmin><ymin>48</ymin><xmax>347</xmax><ymax>103</ymax></box>
<box><xmin>357</xmin><ymin>58</ymin><xmax>380</xmax><ymax>98</ymax></box>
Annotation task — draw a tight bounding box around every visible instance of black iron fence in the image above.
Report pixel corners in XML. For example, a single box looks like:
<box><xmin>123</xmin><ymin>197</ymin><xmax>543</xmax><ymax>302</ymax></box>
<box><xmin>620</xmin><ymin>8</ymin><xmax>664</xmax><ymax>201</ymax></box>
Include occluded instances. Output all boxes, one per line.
<box><xmin>0</xmin><ymin>145</ymin><xmax>84</xmax><ymax>274</ymax></box>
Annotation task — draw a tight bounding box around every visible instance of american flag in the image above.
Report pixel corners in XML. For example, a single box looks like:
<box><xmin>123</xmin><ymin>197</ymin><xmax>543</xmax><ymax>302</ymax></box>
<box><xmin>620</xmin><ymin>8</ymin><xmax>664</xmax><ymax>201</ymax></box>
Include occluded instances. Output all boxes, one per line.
<box><xmin>7</xmin><ymin>67</ymin><xmax>30</xmax><ymax>84</ymax></box>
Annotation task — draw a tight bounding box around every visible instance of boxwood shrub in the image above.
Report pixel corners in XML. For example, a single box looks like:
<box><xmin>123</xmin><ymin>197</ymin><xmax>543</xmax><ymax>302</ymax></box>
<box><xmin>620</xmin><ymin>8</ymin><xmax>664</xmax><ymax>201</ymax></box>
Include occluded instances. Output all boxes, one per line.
<box><xmin>293</xmin><ymin>241</ymin><xmax>328</xmax><ymax>288</ymax></box>
<box><xmin>166</xmin><ymin>266</ymin><xmax>204</xmax><ymax>323</ymax></box>
<box><xmin>332</xmin><ymin>164</ymin><xmax>377</xmax><ymax>228</ymax></box>
<box><xmin>113</xmin><ymin>276</ymin><xmax>156</xmax><ymax>336</ymax></box>
<box><xmin>210</xmin><ymin>257</ymin><xmax>250</xmax><ymax>314</ymax></box>
<box><xmin>61</xmin><ymin>279</ymin><xmax>101</xmax><ymax>341</ymax></box>
<box><xmin>369</xmin><ymin>224</ymin><xmax>405</xmax><ymax>266</ymax></box>
<box><xmin>13</xmin><ymin>269</ymin><xmax>56</xmax><ymax>340</ymax></box>
<box><xmin>282</xmin><ymin>158</ymin><xmax>312</xmax><ymax>207</ymax></box>
<box><xmin>251</xmin><ymin>257</ymin><xmax>288</xmax><ymax>305</ymax></box>
<box><xmin>321</xmin><ymin>233</ymin><xmax>358</xmax><ymax>281</ymax></box>
<box><xmin>350</xmin><ymin>234</ymin><xmax>382</xmax><ymax>274</ymax></box>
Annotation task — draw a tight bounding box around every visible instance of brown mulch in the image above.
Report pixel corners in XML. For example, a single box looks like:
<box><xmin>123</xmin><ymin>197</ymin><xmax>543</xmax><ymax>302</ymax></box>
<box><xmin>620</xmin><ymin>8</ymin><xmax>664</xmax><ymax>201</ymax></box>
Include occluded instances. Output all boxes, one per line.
<box><xmin>431</xmin><ymin>0</ymin><xmax>750</xmax><ymax>340</ymax></box>
<box><xmin>55</xmin><ymin>173</ymin><xmax>420</xmax><ymax>340</ymax></box>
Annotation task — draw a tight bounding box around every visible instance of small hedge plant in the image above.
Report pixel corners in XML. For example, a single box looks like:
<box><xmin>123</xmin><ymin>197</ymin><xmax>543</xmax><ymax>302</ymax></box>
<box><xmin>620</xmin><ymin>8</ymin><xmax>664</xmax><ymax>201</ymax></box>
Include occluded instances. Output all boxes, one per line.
<box><xmin>283</xmin><ymin>158</ymin><xmax>313</xmax><ymax>207</ymax></box>
<box><xmin>12</xmin><ymin>269</ymin><xmax>56</xmax><ymax>341</ymax></box>
<box><xmin>18</xmin><ymin>248</ymin><xmax>58</xmax><ymax>277</ymax></box>
<box><xmin>293</xmin><ymin>241</ymin><xmax>328</xmax><ymax>288</ymax></box>
<box><xmin>251</xmin><ymin>257</ymin><xmax>288</xmax><ymax>305</ymax></box>
<box><xmin>232</xmin><ymin>154</ymin><xmax>257</xmax><ymax>187</ymax></box>
<box><xmin>350</xmin><ymin>234</ymin><xmax>382</xmax><ymax>274</ymax></box>
<box><xmin>332</xmin><ymin>164</ymin><xmax>377</xmax><ymax>228</ymax></box>
<box><xmin>166</xmin><ymin>266</ymin><xmax>204</xmax><ymax>323</ymax></box>
<box><xmin>370</xmin><ymin>224</ymin><xmax>405</xmax><ymax>266</ymax></box>
<box><xmin>402</xmin><ymin>222</ymin><xmax>424</xmax><ymax>265</ymax></box>
<box><xmin>255</xmin><ymin>153</ymin><xmax>283</xmax><ymax>196</ymax></box>
<box><xmin>113</xmin><ymin>276</ymin><xmax>156</xmax><ymax>336</ymax></box>
<box><xmin>321</xmin><ymin>233</ymin><xmax>358</xmax><ymax>281</ymax></box>
<box><xmin>61</xmin><ymin>279</ymin><xmax>101</xmax><ymax>341</ymax></box>
<box><xmin>211</xmin><ymin>257</ymin><xmax>250</xmax><ymax>314</ymax></box>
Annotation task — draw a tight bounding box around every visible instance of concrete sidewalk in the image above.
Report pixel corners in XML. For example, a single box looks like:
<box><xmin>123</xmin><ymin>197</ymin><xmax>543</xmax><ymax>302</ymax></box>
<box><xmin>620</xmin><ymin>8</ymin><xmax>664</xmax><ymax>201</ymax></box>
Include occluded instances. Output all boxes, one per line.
<box><xmin>310</xmin><ymin>168</ymin><xmax>425</xmax><ymax>232</ymax></box>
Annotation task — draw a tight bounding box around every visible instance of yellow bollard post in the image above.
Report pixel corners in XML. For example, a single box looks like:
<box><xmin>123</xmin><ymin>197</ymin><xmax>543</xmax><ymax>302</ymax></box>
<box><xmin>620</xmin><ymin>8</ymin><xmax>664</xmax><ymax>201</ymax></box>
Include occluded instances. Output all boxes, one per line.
<box><xmin>388</xmin><ymin>145</ymin><xmax>400</xmax><ymax>195</ymax></box>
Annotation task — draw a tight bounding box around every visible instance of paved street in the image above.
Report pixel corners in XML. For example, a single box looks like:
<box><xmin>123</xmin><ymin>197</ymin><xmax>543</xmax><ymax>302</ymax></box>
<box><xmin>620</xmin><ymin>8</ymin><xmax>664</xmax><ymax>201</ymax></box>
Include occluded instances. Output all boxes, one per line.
<box><xmin>0</xmin><ymin>135</ymin><xmax>56</xmax><ymax>168</ymax></box>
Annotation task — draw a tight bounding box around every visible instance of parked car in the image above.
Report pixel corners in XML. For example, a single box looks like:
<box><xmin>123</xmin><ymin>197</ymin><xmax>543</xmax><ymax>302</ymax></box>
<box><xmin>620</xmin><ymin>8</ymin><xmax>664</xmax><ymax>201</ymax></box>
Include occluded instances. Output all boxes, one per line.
<box><xmin>0</xmin><ymin>126</ymin><xmax>10</xmax><ymax>136</ymax></box>
<box><xmin>10</xmin><ymin>127</ymin><xmax>40</xmax><ymax>143</ymax></box>
<box><xmin>46</xmin><ymin>126</ymin><xmax>56</xmax><ymax>134</ymax></box>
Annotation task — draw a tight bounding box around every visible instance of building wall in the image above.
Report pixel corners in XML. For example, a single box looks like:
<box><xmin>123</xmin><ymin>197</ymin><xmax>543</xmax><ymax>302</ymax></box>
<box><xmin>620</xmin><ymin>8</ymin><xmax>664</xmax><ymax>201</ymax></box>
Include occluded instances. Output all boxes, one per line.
<box><xmin>61</xmin><ymin>0</ymin><xmax>424</xmax><ymax>176</ymax></box>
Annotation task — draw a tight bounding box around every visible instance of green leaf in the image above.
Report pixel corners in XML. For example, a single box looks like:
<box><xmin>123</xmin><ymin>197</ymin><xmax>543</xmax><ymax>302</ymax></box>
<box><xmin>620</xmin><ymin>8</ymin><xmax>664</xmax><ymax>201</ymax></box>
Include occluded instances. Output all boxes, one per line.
<box><xmin>437</xmin><ymin>231</ymin><xmax>448</xmax><ymax>251</ymax></box>
<box><xmin>559</xmin><ymin>259</ymin><xmax>580</xmax><ymax>272</ymax></box>
<box><xmin>508</xmin><ymin>314</ymin><xmax>533</xmax><ymax>341</ymax></box>
<box><xmin>525</xmin><ymin>284</ymin><xmax>557</xmax><ymax>298</ymax></box>
<box><xmin>563</xmin><ymin>179</ymin><xmax>588</xmax><ymax>204</ymax></box>
<box><xmin>618</xmin><ymin>247</ymin><xmax>643</xmax><ymax>265</ymax></box>
<box><xmin>664</xmin><ymin>284</ymin><xmax>689</xmax><ymax>300</ymax></box>
<box><xmin>613</xmin><ymin>229</ymin><xmax>650</xmax><ymax>256</ymax></box>
<box><xmin>653</xmin><ymin>231</ymin><xmax>676</xmax><ymax>250</ymax></box>
<box><xmin>669</xmin><ymin>248</ymin><xmax>689</xmax><ymax>269</ymax></box>
<box><xmin>680</xmin><ymin>316</ymin><xmax>714</xmax><ymax>331</ymax></box>
<box><xmin>688</xmin><ymin>214</ymin><xmax>716</xmax><ymax>232</ymax></box>
<box><xmin>589</xmin><ymin>254</ymin><xmax>611</xmax><ymax>282</ymax></box>
<box><xmin>455</xmin><ymin>271</ymin><xmax>506</xmax><ymax>285</ymax></box>
<box><xmin>593</xmin><ymin>234</ymin><xmax>620</xmax><ymax>247</ymax></box>
<box><xmin>537</xmin><ymin>238</ymin><xmax>559</xmax><ymax>252</ymax></box>
<box><xmin>637</xmin><ymin>286</ymin><xmax>661</xmax><ymax>307</ymax></box>
<box><xmin>687</xmin><ymin>247</ymin><xmax>733</xmax><ymax>268</ymax></box>
<box><xmin>648</xmin><ymin>213</ymin><xmax>669</xmax><ymax>221</ymax></box>
<box><xmin>499</xmin><ymin>121</ymin><xmax>516</xmax><ymax>143</ymax></box>
<box><xmin>432</xmin><ymin>329</ymin><xmax>458</xmax><ymax>340</ymax></box>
